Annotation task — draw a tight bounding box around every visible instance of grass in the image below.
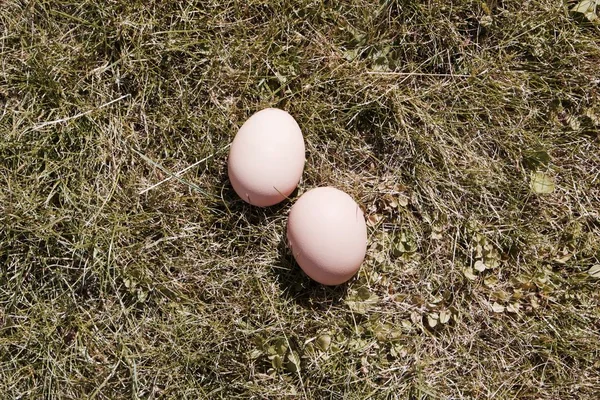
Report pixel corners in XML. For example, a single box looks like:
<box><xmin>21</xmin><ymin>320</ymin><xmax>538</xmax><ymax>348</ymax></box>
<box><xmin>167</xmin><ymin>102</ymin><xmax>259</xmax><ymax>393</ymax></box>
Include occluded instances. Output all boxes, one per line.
<box><xmin>1</xmin><ymin>0</ymin><xmax>599</xmax><ymax>398</ymax></box>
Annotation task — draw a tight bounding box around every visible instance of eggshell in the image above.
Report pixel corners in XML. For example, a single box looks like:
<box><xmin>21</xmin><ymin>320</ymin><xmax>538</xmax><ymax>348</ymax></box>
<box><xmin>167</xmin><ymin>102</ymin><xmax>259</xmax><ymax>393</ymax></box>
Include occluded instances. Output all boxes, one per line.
<box><xmin>287</xmin><ymin>187</ymin><xmax>367</xmax><ymax>285</ymax></box>
<box><xmin>228</xmin><ymin>108</ymin><xmax>305</xmax><ymax>207</ymax></box>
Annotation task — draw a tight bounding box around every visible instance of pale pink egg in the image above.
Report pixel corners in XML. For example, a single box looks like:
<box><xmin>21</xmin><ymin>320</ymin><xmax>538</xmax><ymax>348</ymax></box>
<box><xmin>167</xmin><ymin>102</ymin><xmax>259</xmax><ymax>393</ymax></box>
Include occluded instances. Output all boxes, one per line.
<box><xmin>287</xmin><ymin>187</ymin><xmax>367</xmax><ymax>285</ymax></box>
<box><xmin>228</xmin><ymin>108</ymin><xmax>305</xmax><ymax>207</ymax></box>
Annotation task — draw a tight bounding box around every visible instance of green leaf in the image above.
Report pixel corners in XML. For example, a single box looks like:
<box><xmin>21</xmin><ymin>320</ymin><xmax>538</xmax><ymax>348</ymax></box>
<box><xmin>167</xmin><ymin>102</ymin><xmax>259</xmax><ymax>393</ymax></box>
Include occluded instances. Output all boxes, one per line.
<box><xmin>269</xmin><ymin>354</ymin><xmax>283</xmax><ymax>370</ymax></box>
<box><xmin>274</xmin><ymin>340</ymin><xmax>287</xmax><ymax>356</ymax></box>
<box><xmin>267</xmin><ymin>339</ymin><xmax>287</xmax><ymax>356</ymax></box>
<box><xmin>357</xmin><ymin>286</ymin><xmax>372</xmax><ymax>301</ymax></box>
<box><xmin>390</xmin><ymin>343</ymin><xmax>406</xmax><ymax>358</ymax></box>
<box><xmin>530</xmin><ymin>172</ymin><xmax>555</xmax><ymax>194</ymax></box>
<box><xmin>315</xmin><ymin>335</ymin><xmax>331</xmax><ymax>351</ymax></box>
<box><xmin>346</xmin><ymin>286</ymin><xmax>380</xmax><ymax>313</ymax></box>
<box><xmin>523</xmin><ymin>149</ymin><xmax>551</xmax><ymax>170</ymax></box>
<box><xmin>343</xmin><ymin>49</ymin><xmax>360</xmax><ymax>62</ymax></box>
<box><xmin>346</xmin><ymin>296</ymin><xmax>379</xmax><ymax>314</ymax></box>
<box><xmin>587</xmin><ymin>264</ymin><xmax>600</xmax><ymax>278</ymax></box>
<box><xmin>285</xmin><ymin>352</ymin><xmax>301</xmax><ymax>373</ymax></box>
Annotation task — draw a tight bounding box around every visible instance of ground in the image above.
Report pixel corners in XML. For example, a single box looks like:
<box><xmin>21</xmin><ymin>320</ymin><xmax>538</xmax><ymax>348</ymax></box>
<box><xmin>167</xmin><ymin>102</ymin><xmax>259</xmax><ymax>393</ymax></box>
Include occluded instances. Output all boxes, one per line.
<box><xmin>1</xmin><ymin>1</ymin><xmax>599</xmax><ymax>399</ymax></box>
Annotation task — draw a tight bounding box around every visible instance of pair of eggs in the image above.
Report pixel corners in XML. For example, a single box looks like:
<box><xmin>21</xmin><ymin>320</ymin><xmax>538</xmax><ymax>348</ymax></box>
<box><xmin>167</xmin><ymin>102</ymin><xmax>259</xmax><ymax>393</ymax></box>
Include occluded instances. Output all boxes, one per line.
<box><xmin>228</xmin><ymin>108</ymin><xmax>367</xmax><ymax>286</ymax></box>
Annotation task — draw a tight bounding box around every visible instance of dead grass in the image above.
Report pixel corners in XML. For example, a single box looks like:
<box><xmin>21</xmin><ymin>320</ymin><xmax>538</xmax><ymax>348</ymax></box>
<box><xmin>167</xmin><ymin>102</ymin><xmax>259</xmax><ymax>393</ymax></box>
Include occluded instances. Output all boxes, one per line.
<box><xmin>1</xmin><ymin>0</ymin><xmax>599</xmax><ymax>399</ymax></box>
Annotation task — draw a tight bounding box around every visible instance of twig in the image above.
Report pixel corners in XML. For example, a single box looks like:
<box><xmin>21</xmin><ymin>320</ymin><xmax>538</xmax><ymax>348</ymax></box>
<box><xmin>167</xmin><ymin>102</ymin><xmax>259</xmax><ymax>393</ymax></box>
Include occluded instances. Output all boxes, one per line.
<box><xmin>366</xmin><ymin>71</ymin><xmax>471</xmax><ymax>78</ymax></box>
<box><xmin>139</xmin><ymin>143</ymin><xmax>231</xmax><ymax>195</ymax></box>
<box><xmin>133</xmin><ymin>149</ymin><xmax>213</xmax><ymax>197</ymax></box>
<box><xmin>89</xmin><ymin>359</ymin><xmax>122</xmax><ymax>399</ymax></box>
<box><xmin>30</xmin><ymin>94</ymin><xmax>130</xmax><ymax>131</ymax></box>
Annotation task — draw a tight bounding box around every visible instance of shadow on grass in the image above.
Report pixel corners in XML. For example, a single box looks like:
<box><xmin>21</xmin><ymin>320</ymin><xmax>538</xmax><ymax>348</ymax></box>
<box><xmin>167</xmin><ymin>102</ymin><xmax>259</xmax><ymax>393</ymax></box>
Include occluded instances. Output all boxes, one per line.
<box><xmin>213</xmin><ymin>170</ymin><xmax>298</xmax><ymax>225</ymax></box>
<box><xmin>215</xmin><ymin>170</ymin><xmax>350</xmax><ymax>308</ymax></box>
<box><xmin>271</xmin><ymin>236</ymin><xmax>349</xmax><ymax>311</ymax></box>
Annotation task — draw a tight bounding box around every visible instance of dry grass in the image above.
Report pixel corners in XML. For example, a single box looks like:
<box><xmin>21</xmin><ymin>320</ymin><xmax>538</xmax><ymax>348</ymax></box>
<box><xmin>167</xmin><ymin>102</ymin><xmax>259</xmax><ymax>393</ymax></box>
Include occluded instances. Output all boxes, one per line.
<box><xmin>1</xmin><ymin>0</ymin><xmax>599</xmax><ymax>399</ymax></box>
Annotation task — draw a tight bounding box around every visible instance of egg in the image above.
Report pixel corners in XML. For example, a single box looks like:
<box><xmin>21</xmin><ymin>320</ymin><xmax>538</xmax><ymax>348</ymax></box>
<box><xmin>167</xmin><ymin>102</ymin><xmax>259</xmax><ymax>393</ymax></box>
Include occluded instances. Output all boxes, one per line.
<box><xmin>228</xmin><ymin>108</ymin><xmax>305</xmax><ymax>207</ymax></box>
<box><xmin>286</xmin><ymin>187</ymin><xmax>367</xmax><ymax>285</ymax></box>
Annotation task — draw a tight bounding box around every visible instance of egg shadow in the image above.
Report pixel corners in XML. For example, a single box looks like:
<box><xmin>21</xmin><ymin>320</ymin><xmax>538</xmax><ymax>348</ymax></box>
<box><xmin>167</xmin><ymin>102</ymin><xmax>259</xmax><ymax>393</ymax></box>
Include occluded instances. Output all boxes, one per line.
<box><xmin>272</xmin><ymin>236</ymin><xmax>349</xmax><ymax>311</ymax></box>
<box><xmin>214</xmin><ymin>168</ymin><xmax>298</xmax><ymax>225</ymax></box>
<box><xmin>214</xmin><ymin>168</ymin><xmax>349</xmax><ymax>308</ymax></box>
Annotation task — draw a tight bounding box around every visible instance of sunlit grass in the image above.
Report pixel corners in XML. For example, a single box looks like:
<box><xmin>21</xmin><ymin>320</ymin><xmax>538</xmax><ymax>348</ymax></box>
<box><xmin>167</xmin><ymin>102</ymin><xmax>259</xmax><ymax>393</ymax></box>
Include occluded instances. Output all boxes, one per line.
<box><xmin>1</xmin><ymin>1</ymin><xmax>599</xmax><ymax>398</ymax></box>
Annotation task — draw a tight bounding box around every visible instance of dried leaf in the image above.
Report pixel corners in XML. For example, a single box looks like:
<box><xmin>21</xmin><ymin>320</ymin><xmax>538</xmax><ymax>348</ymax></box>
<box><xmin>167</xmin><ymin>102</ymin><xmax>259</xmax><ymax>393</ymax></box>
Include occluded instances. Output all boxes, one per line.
<box><xmin>530</xmin><ymin>296</ymin><xmax>540</xmax><ymax>309</ymax></box>
<box><xmin>431</xmin><ymin>231</ymin><xmax>443</xmax><ymax>240</ymax></box>
<box><xmin>388</xmin><ymin>328</ymin><xmax>402</xmax><ymax>341</ymax></box>
<box><xmin>427</xmin><ymin>313</ymin><xmax>439</xmax><ymax>328</ymax></box>
<box><xmin>463</xmin><ymin>267</ymin><xmax>477</xmax><ymax>281</ymax></box>
<box><xmin>484</xmin><ymin>276</ymin><xmax>498</xmax><ymax>287</ymax></box>
<box><xmin>531</xmin><ymin>172</ymin><xmax>555</xmax><ymax>194</ymax></box>
<box><xmin>439</xmin><ymin>310</ymin><xmax>451</xmax><ymax>324</ymax></box>
<box><xmin>554</xmin><ymin>253</ymin><xmax>573</xmax><ymax>264</ymax></box>
<box><xmin>572</xmin><ymin>0</ymin><xmax>597</xmax><ymax>13</ymax></box>
<box><xmin>492</xmin><ymin>290</ymin><xmax>510</xmax><ymax>302</ymax></box>
<box><xmin>123</xmin><ymin>277</ymin><xmax>134</xmax><ymax>289</ymax></box>
<box><xmin>397</xmin><ymin>195</ymin><xmax>409</xmax><ymax>207</ymax></box>
<box><xmin>137</xmin><ymin>288</ymin><xmax>148</xmax><ymax>302</ymax></box>
<box><xmin>275</xmin><ymin>72</ymin><xmax>287</xmax><ymax>84</ymax></box>
<box><xmin>491</xmin><ymin>302</ymin><xmax>505</xmax><ymax>313</ymax></box>
<box><xmin>410</xmin><ymin>311</ymin><xmax>421</xmax><ymax>325</ymax></box>
<box><xmin>249</xmin><ymin>349</ymin><xmax>263</xmax><ymax>359</ymax></box>
<box><xmin>474</xmin><ymin>260</ymin><xmax>487</xmax><ymax>272</ymax></box>
<box><xmin>572</xmin><ymin>0</ymin><xmax>599</xmax><ymax>23</ymax></box>
<box><xmin>506</xmin><ymin>303</ymin><xmax>521</xmax><ymax>313</ymax></box>
<box><xmin>475</xmin><ymin>244</ymin><xmax>484</xmax><ymax>258</ymax></box>
<box><xmin>486</xmin><ymin>258</ymin><xmax>500</xmax><ymax>269</ymax></box>
<box><xmin>481</xmin><ymin>2</ymin><xmax>492</xmax><ymax>15</ymax></box>
<box><xmin>275</xmin><ymin>340</ymin><xmax>287</xmax><ymax>356</ymax></box>
<box><xmin>367</xmin><ymin>214</ymin><xmax>383</xmax><ymax>226</ymax></box>
<box><xmin>587</xmin><ymin>264</ymin><xmax>600</xmax><ymax>278</ymax></box>
<box><xmin>384</xmin><ymin>194</ymin><xmax>398</xmax><ymax>209</ymax></box>
<box><xmin>390</xmin><ymin>343</ymin><xmax>407</xmax><ymax>358</ymax></box>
